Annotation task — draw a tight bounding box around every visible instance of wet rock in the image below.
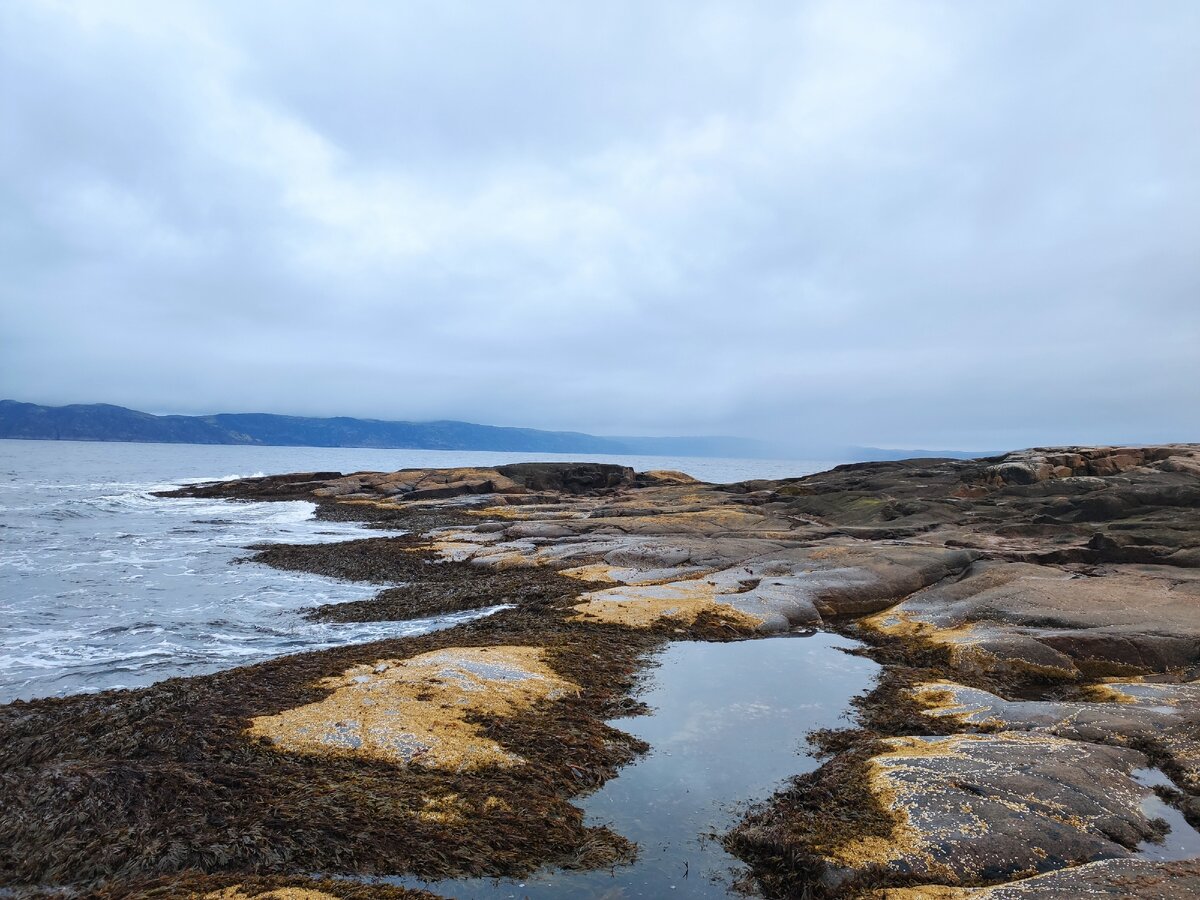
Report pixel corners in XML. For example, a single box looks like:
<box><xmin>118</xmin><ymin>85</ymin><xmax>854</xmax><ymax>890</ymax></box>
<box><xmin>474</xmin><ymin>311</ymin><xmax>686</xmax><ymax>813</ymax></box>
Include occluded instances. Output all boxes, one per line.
<box><xmin>156</xmin><ymin>471</ymin><xmax>345</xmax><ymax>500</ymax></box>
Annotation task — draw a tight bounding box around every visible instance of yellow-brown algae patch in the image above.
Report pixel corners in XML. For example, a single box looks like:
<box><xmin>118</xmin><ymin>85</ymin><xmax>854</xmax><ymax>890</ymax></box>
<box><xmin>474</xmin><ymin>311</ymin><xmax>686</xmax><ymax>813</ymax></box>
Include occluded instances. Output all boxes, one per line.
<box><xmin>826</xmin><ymin>736</ymin><xmax>976</xmax><ymax>870</ymax></box>
<box><xmin>862</xmin><ymin>608</ymin><xmax>932</xmax><ymax>639</ymax></box>
<box><xmin>483</xmin><ymin>795</ymin><xmax>512</xmax><ymax>812</ymax></box>
<box><xmin>828</xmin><ymin>763</ymin><xmax>927</xmax><ymax>869</ymax></box>
<box><xmin>863</xmin><ymin>610</ymin><xmax>976</xmax><ymax>645</ymax></box>
<box><xmin>559</xmin><ymin>563</ymin><xmax>706</xmax><ymax>587</ymax></box>
<box><xmin>421</xmin><ymin>528</ymin><xmax>502</xmax><ymax>563</ymax></box>
<box><xmin>875</xmin><ymin>734</ymin><xmax>973</xmax><ymax>762</ymax></box>
<box><xmin>867</xmin><ymin>887</ymin><xmax>979</xmax><ymax>899</ymax></box>
<box><xmin>585</xmin><ymin>507</ymin><xmax>771</xmax><ymax>535</ymax></box>
<box><xmin>482</xmin><ymin>549</ymin><xmax>543</xmax><ymax>570</ymax></box>
<box><xmin>910</xmin><ymin>682</ymin><xmax>1005</xmax><ymax>728</ymax></box>
<box><xmin>424</xmin><ymin>541</ymin><xmax>486</xmax><ymax>563</ymax></box>
<box><xmin>862</xmin><ymin>614</ymin><xmax>1076</xmax><ymax>679</ymax></box>
<box><xmin>416</xmin><ymin>792</ymin><xmax>513</xmax><ymax>825</ymax></box>
<box><xmin>570</xmin><ymin>581</ymin><xmax>765</xmax><ymax>629</ymax></box>
<box><xmin>643</xmin><ymin>470</ymin><xmax>700</xmax><ymax>484</ymax></box>
<box><xmin>420</xmin><ymin>528</ymin><xmax>549</xmax><ymax>569</ymax></box>
<box><xmin>248</xmin><ymin>646</ymin><xmax>576</xmax><ymax>771</ymax></box>
<box><xmin>418</xmin><ymin>793</ymin><xmax>467</xmax><ymax>825</ymax></box>
<box><xmin>1081</xmin><ymin>682</ymin><xmax>1139</xmax><ymax>704</ymax></box>
<box><xmin>204</xmin><ymin>889</ymin><xmax>340</xmax><ymax>900</ymax></box>
<box><xmin>559</xmin><ymin>563</ymin><xmax>624</xmax><ymax>584</ymax></box>
<box><xmin>830</xmin><ymin>733</ymin><xmax>1152</xmax><ymax>872</ymax></box>
<box><xmin>466</xmin><ymin>504</ymin><xmax>587</xmax><ymax>520</ymax></box>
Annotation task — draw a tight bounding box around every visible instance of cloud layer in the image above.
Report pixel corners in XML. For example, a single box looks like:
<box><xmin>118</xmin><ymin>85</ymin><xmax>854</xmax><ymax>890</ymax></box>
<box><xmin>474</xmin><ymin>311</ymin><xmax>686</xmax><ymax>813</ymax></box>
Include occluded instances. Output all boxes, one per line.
<box><xmin>2</xmin><ymin>1</ymin><xmax>1197</xmax><ymax>449</ymax></box>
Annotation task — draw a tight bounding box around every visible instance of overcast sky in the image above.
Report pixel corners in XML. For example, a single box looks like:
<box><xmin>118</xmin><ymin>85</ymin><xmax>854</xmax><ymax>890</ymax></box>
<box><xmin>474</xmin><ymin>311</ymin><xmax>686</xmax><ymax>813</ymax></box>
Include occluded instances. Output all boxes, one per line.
<box><xmin>2</xmin><ymin>1</ymin><xmax>1197</xmax><ymax>450</ymax></box>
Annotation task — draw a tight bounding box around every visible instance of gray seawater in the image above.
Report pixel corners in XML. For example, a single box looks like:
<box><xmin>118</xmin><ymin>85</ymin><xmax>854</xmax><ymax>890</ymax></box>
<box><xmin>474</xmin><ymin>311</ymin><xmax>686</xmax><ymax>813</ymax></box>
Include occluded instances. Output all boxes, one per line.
<box><xmin>0</xmin><ymin>439</ymin><xmax>838</xmax><ymax>703</ymax></box>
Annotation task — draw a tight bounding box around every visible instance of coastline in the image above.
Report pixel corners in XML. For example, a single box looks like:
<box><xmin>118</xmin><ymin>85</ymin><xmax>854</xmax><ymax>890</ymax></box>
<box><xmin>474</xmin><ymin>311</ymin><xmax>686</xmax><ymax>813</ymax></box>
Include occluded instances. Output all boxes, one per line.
<box><xmin>3</xmin><ymin>449</ymin><xmax>1200</xmax><ymax>897</ymax></box>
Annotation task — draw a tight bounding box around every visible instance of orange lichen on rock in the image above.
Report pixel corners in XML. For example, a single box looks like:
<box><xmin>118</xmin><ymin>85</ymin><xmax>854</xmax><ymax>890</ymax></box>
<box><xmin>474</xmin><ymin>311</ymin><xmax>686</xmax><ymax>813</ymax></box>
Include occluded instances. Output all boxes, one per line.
<box><xmin>248</xmin><ymin>646</ymin><xmax>576</xmax><ymax>771</ymax></box>
<box><xmin>826</xmin><ymin>732</ymin><xmax>1155</xmax><ymax>879</ymax></box>
<box><xmin>570</xmin><ymin>580</ymin><xmax>765</xmax><ymax>629</ymax></box>
<box><xmin>639</xmin><ymin>470</ymin><xmax>701</xmax><ymax>485</ymax></box>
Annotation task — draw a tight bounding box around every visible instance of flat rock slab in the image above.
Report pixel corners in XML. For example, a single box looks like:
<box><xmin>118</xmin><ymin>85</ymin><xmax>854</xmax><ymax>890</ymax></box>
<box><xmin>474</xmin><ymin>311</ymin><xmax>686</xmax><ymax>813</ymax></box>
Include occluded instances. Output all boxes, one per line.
<box><xmin>569</xmin><ymin>545</ymin><xmax>977</xmax><ymax>631</ymax></box>
<box><xmin>827</xmin><ymin>733</ymin><xmax>1162</xmax><ymax>884</ymax></box>
<box><xmin>876</xmin><ymin>857</ymin><xmax>1200</xmax><ymax>898</ymax></box>
<box><xmin>910</xmin><ymin>679</ymin><xmax>1200</xmax><ymax>792</ymax></box>
<box><xmin>867</xmin><ymin>560</ymin><xmax>1200</xmax><ymax>677</ymax></box>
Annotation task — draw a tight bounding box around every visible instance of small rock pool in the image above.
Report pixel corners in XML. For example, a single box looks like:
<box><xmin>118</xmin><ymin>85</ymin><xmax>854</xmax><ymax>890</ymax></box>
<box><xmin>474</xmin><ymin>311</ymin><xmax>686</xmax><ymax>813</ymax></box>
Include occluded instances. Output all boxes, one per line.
<box><xmin>393</xmin><ymin>631</ymin><xmax>881</xmax><ymax>898</ymax></box>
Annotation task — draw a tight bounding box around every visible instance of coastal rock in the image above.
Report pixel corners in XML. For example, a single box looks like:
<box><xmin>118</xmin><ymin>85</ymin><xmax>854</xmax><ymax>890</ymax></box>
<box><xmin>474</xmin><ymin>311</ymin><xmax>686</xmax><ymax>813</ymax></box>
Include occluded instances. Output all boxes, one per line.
<box><xmin>821</xmin><ymin>733</ymin><xmax>1163</xmax><ymax>884</ymax></box>
<box><xmin>911</xmin><ymin>678</ymin><xmax>1200</xmax><ymax>791</ymax></box>
<box><xmin>311</xmin><ymin>468</ymin><xmax>526</xmax><ymax>501</ymax></box>
<box><xmin>568</xmin><ymin>545</ymin><xmax>977</xmax><ymax>631</ymax></box>
<box><xmin>875</xmin><ymin>857</ymin><xmax>1200</xmax><ymax>898</ymax></box>
<box><xmin>866</xmin><ymin>561</ymin><xmax>1200</xmax><ymax>678</ymax></box>
<box><xmin>495</xmin><ymin>462</ymin><xmax>636</xmax><ymax>493</ymax></box>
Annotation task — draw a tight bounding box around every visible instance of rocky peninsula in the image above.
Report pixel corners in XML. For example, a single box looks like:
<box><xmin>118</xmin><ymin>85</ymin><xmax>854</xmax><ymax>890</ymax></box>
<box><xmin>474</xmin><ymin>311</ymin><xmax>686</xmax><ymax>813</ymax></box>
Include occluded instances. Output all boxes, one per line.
<box><xmin>3</xmin><ymin>447</ymin><xmax>1200</xmax><ymax>898</ymax></box>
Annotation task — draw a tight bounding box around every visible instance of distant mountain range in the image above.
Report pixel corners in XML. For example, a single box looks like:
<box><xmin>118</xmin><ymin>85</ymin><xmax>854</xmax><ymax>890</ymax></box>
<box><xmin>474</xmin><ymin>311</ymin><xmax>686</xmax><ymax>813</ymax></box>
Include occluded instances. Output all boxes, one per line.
<box><xmin>0</xmin><ymin>401</ymin><xmax>993</xmax><ymax>462</ymax></box>
<box><xmin>0</xmin><ymin>400</ymin><xmax>776</xmax><ymax>458</ymax></box>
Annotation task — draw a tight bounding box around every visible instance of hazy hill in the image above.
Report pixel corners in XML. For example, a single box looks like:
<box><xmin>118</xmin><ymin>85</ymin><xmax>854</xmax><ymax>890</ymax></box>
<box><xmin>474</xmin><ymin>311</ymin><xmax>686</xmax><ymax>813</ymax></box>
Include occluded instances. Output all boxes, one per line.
<box><xmin>0</xmin><ymin>400</ymin><xmax>772</xmax><ymax>458</ymax></box>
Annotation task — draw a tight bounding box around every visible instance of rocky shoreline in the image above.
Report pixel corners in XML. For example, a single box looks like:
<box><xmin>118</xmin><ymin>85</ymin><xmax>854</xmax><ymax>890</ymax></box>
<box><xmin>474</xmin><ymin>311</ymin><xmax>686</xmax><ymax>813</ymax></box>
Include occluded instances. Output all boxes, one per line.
<box><xmin>3</xmin><ymin>448</ymin><xmax>1200</xmax><ymax>898</ymax></box>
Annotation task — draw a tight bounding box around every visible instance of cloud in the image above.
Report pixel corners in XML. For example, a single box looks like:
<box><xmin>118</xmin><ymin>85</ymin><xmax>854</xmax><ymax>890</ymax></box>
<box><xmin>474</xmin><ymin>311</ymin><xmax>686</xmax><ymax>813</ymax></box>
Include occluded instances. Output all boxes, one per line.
<box><xmin>2</xmin><ymin>0</ymin><xmax>1197</xmax><ymax>449</ymax></box>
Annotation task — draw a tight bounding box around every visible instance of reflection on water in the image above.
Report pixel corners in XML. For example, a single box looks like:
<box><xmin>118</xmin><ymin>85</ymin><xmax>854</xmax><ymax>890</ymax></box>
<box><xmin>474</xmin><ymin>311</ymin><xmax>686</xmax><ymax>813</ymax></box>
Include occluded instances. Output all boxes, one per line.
<box><xmin>1134</xmin><ymin>768</ymin><xmax>1200</xmax><ymax>861</ymax></box>
<box><xmin>396</xmin><ymin>633</ymin><xmax>879</xmax><ymax>898</ymax></box>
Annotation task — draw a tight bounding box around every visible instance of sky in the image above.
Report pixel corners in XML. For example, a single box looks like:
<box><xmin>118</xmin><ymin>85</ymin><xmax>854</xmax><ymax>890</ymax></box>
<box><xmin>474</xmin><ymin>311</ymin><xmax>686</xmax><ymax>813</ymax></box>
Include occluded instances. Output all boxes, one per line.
<box><xmin>2</xmin><ymin>1</ymin><xmax>1198</xmax><ymax>451</ymax></box>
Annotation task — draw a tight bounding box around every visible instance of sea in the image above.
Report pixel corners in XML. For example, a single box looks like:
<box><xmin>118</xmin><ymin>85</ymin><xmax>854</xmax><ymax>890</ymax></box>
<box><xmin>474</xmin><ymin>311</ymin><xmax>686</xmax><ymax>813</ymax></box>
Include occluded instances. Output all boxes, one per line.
<box><xmin>0</xmin><ymin>439</ymin><xmax>840</xmax><ymax>704</ymax></box>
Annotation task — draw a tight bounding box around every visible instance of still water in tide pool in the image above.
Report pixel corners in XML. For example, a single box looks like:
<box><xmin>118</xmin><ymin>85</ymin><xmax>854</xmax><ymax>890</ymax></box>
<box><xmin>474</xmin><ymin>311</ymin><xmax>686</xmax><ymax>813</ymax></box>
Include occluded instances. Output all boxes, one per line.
<box><xmin>393</xmin><ymin>634</ymin><xmax>880</xmax><ymax>899</ymax></box>
<box><xmin>0</xmin><ymin>439</ymin><xmax>839</xmax><ymax>703</ymax></box>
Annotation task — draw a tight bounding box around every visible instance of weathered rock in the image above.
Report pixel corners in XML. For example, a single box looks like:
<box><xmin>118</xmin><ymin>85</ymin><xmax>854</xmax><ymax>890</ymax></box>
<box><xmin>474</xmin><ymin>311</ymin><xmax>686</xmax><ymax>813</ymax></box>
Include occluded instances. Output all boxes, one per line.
<box><xmin>312</xmin><ymin>468</ymin><xmax>526</xmax><ymax>501</ymax></box>
<box><xmin>875</xmin><ymin>857</ymin><xmax>1200</xmax><ymax>898</ymax></box>
<box><xmin>866</xmin><ymin>560</ymin><xmax>1200</xmax><ymax>678</ymax></box>
<box><xmin>821</xmin><ymin>733</ymin><xmax>1163</xmax><ymax>885</ymax></box>
<box><xmin>155</xmin><ymin>471</ymin><xmax>345</xmax><ymax>500</ymax></box>
<box><xmin>494</xmin><ymin>462</ymin><xmax>635</xmax><ymax>493</ymax></box>
<box><xmin>911</xmin><ymin>678</ymin><xmax>1200</xmax><ymax>792</ymax></box>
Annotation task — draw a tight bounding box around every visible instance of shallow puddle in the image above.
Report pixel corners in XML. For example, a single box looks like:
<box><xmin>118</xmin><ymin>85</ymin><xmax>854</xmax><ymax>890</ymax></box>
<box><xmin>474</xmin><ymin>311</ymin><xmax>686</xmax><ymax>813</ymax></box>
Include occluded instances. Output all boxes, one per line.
<box><xmin>1134</xmin><ymin>768</ymin><xmax>1200</xmax><ymax>861</ymax></box>
<box><xmin>393</xmin><ymin>631</ymin><xmax>880</xmax><ymax>897</ymax></box>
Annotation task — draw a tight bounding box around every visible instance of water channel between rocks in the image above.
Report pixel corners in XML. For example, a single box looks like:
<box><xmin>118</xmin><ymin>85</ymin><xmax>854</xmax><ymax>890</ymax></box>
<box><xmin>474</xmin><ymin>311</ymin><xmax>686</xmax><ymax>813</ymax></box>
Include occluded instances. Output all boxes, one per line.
<box><xmin>1134</xmin><ymin>768</ymin><xmax>1200</xmax><ymax>861</ymax></box>
<box><xmin>388</xmin><ymin>632</ymin><xmax>881</xmax><ymax>898</ymax></box>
